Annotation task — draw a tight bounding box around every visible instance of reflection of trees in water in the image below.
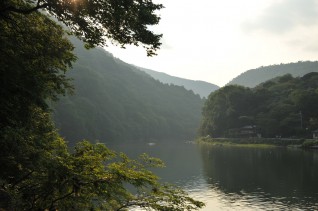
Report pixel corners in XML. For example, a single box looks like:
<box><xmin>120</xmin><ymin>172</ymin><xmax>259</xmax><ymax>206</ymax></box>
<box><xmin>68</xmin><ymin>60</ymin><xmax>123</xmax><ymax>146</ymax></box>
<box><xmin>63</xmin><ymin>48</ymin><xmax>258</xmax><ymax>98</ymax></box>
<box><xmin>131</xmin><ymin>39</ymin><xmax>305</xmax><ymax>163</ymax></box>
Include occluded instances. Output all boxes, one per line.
<box><xmin>199</xmin><ymin>145</ymin><xmax>318</xmax><ymax>207</ymax></box>
<box><xmin>111</xmin><ymin>142</ymin><xmax>203</xmax><ymax>183</ymax></box>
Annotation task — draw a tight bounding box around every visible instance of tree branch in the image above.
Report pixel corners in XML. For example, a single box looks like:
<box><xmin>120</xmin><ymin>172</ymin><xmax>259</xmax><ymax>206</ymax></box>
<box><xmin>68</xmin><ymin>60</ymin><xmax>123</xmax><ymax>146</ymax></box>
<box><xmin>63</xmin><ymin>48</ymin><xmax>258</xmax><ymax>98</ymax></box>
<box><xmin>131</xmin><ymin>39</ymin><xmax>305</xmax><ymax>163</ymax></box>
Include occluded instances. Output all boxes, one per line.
<box><xmin>12</xmin><ymin>170</ymin><xmax>34</xmax><ymax>188</ymax></box>
<box><xmin>49</xmin><ymin>190</ymin><xmax>75</xmax><ymax>210</ymax></box>
<box><xmin>116</xmin><ymin>200</ymin><xmax>150</xmax><ymax>211</ymax></box>
<box><xmin>0</xmin><ymin>3</ymin><xmax>49</xmax><ymax>15</ymax></box>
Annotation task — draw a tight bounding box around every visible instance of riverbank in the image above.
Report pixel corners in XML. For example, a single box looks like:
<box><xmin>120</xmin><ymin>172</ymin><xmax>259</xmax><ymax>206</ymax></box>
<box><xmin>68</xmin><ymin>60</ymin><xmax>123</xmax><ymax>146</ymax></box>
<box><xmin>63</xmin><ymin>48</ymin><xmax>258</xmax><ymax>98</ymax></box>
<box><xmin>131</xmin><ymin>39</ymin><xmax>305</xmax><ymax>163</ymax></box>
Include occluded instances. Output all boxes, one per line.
<box><xmin>197</xmin><ymin>136</ymin><xmax>318</xmax><ymax>148</ymax></box>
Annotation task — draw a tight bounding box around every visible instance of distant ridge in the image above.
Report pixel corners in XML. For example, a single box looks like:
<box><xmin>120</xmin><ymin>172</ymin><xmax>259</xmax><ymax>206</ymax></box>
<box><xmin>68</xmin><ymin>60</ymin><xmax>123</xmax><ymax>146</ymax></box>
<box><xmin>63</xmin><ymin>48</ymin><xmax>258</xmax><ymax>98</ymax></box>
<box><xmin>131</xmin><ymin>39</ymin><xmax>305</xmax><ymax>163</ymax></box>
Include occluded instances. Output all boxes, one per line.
<box><xmin>53</xmin><ymin>37</ymin><xmax>204</xmax><ymax>144</ymax></box>
<box><xmin>227</xmin><ymin>61</ymin><xmax>318</xmax><ymax>87</ymax></box>
<box><xmin>136</xmin><ymin>67</ymin><xmax>219</xmax><ymax>98</ymax></box>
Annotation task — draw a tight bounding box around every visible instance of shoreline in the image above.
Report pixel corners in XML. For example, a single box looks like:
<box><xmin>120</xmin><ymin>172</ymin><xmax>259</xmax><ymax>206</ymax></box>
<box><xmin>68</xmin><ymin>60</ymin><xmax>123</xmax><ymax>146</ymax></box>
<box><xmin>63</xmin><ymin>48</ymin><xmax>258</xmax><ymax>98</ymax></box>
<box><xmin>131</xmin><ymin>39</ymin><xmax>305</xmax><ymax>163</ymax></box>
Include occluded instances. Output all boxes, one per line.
<box><xmin>196</xmin><ymin>137</ymin><xmax>318</xmax><ymax>149</ymax></box>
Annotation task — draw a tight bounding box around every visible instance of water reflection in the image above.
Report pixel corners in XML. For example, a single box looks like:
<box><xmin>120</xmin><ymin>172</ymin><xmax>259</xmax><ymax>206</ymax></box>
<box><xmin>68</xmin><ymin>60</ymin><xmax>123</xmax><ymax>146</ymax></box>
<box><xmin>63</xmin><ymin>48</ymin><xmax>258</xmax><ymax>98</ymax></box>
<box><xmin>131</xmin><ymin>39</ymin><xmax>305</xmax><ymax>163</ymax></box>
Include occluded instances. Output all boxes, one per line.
<box><xmin>109</xmin><ymin>142</ymin><xmax>203</xmax><ymax>183</ymax></box>
<box><xmin>108</xmin><ymin>142</ymin><xmax>318</xmax><ymax>210</ymax></box>
<box><xmin>199</xmin><ymin>145</ymin><xmax>318</xmax><ymax>209</ymax></box>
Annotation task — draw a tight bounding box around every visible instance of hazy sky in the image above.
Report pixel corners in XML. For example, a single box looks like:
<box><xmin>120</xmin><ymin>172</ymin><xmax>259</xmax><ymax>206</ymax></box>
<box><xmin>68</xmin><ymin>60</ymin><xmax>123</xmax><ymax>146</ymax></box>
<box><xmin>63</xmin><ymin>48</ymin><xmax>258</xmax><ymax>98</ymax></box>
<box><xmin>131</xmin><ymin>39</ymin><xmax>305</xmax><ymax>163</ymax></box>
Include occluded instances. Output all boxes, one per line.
<box><xmin>107</xmin><ymin>0</ymin><xmax>318</xmax><ymax>87</ymax></box>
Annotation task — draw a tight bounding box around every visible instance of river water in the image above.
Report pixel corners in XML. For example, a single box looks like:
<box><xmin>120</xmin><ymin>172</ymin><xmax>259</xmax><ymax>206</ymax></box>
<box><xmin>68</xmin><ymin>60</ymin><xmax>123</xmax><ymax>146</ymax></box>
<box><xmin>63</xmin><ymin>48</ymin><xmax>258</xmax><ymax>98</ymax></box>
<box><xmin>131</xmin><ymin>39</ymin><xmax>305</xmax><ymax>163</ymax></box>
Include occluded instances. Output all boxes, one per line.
<box><xmin>109</xmin><ymin>141</ymin><xmax>318</xmax><ymax>210</ymax></box>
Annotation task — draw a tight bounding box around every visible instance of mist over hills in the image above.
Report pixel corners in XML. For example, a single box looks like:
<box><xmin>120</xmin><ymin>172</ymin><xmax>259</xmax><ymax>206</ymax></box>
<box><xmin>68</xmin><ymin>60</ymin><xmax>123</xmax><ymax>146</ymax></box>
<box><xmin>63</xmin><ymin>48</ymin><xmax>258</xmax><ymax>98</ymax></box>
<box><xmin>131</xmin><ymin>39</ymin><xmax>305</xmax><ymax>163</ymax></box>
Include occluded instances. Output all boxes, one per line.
<box><xmin>227</xmin><ymin>61</ymin><xmax>318</xmax><ymax>87</ymax></box>
<box><xmin>53</xmin><ymin>38</ymin><xmax>204</xmax><ymax>144</ymax></box>
<box><xmin>136</xmin><ymin>67</ymin><xmax>219</xmax><ymax>98</ymax></box>
<box><xmin>52</xmin><ymin>37</ymin><xmax>318</xmax><ymax>146</ymax></box>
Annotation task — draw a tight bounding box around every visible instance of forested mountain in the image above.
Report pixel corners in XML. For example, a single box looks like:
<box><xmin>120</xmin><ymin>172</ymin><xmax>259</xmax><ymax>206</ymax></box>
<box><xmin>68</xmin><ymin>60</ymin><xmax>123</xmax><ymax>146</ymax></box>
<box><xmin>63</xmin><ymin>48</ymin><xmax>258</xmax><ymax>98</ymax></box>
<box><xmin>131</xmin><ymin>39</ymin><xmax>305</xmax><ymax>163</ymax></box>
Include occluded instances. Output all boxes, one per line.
<box><xmin>227</xmin><ymin>61</ymin><xmax>318</xmax><ymax>87</ymax></box>
<box><xmin>53</xmin><ymin>38</ymin><xmax>204</xmax><ymax>144</ymax></box>
<box><xmin>136</xmin><ymin>67</ymin><xmax>219</xmax><ymax>98</ymax></box>
<box><xmin>200</xmin><ymin>73</ymin><xmax>318</xmax><ymax>138</ymax></box>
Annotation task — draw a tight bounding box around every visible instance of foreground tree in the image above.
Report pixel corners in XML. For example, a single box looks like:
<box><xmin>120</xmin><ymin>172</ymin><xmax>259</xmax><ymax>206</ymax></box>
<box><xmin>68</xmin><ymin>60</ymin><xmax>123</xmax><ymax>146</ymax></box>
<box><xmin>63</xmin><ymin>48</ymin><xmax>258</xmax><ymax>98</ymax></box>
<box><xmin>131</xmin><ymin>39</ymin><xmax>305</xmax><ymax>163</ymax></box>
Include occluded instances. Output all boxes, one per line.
<box><xmin>1</xmin><ymin>109</ymin><xmax>204</xmax><ymax>210</ymax></box>
<box><xmin>0</xmin><ymin>1</ymin><xmax>204</xmax><ymax>210</ymax></box>
<box><xmin>0</xmin><ymin>0</ymin><xmax>163</xmax><ymax>56</ymax></box>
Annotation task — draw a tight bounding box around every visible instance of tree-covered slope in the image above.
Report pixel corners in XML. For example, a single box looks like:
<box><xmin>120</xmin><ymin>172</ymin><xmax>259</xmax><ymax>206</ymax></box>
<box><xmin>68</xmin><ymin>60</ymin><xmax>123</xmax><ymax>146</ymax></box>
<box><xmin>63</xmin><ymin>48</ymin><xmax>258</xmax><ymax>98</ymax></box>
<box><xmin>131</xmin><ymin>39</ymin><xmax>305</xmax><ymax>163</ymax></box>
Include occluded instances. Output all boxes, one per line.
<box><xmin>227</xmin><ymin>61</ymin><xmax>318</xmax><ymax>87</ymax></box>
<box><xmin>200</xmin><ymin>73</ymin><xmax>318</xmax><ymax>138</ymax></box>
<box><xmin>53</xmin><ymin>38</ymin><xmax>203</xmax><ymax>144</ymax></box>
<box><xmin>136</xmin><ymin>67</ymin><xmax>219</xmax><ymax>98</ymax></box>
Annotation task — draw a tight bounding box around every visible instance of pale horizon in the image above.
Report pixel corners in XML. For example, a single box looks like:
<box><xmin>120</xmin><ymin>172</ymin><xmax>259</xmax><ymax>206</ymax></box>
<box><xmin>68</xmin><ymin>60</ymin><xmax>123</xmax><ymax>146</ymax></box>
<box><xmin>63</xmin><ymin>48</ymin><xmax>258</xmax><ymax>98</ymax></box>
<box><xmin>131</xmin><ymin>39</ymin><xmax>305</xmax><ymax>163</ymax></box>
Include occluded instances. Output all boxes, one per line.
<box><xmin>106</xmin><ymin>0</ymin><xmax>318</xmax><ymax>87</ymax></box>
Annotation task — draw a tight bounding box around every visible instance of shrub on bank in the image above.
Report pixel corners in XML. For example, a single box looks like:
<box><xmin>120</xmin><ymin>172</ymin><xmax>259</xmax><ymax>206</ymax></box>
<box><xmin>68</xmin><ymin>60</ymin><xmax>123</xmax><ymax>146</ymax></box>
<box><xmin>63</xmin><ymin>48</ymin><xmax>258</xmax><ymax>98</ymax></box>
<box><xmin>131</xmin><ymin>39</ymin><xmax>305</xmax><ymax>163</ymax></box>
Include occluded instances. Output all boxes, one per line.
<box><xmin>302</xmin><ymin>139</ymin><xmax>318</xmax><ymax>148</ymax></box>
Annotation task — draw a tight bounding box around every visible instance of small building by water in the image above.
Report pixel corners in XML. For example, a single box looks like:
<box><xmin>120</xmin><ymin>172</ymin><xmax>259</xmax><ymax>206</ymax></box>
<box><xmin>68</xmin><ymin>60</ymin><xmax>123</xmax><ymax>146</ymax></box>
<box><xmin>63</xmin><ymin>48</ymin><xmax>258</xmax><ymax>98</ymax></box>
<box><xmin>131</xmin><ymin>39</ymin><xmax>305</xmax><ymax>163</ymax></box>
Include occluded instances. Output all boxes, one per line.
<box><xmin>313</xmin><ymin>129</ymin><xmax>318</xmax><ymax>139</ymax></box>
<box><xmin>228</xmin><ymin>125</ymin><xmax>261</xmax><ymax>138</ymax></box>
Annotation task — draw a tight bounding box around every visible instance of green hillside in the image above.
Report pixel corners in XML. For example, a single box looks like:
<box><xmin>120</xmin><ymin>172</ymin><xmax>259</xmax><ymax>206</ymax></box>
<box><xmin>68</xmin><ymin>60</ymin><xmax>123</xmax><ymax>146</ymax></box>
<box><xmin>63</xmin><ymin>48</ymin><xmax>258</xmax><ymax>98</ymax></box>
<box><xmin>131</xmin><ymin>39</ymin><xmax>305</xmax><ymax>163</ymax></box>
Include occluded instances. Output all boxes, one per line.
<box><xmin>227</xmin><ymin>61</ymin><xmax>318</xmax><ymax>87</ymax></box>
<box><xmin>137</xmin><ymin>67</ymin><xmax>219</xmax><ymax>98</ymax></box>
<box><xmin>200</xmin><ymin>73</ymin><xmax>318</xmax><ymax>138</ymax></box>
<box><xmin>53</xmin><ymin>38</ymin><xmax>203</xmax><ymax>144</ymax></box>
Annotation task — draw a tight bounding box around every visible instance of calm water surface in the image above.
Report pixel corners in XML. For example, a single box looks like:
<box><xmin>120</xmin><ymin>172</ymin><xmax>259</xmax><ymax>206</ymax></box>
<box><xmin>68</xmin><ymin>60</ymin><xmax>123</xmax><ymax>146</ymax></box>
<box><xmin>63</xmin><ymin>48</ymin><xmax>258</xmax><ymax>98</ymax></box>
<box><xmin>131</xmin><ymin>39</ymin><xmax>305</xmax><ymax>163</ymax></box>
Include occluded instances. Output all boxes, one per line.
<box><xmin>109</xmin><ymin>142</ymin><xmax>318</xmax><ymax>210</ymax></box>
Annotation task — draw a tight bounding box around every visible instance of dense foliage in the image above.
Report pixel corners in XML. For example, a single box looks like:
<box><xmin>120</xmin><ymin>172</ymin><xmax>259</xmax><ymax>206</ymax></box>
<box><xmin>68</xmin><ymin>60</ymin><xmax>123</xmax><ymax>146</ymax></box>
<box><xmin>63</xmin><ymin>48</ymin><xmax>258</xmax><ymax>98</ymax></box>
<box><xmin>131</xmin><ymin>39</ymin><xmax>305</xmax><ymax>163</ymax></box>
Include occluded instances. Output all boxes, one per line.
<box><xmin>1</xmin><ymin>0</ymin><xmax>163</xmax><ymax>56</ymax></box>
<box><xmin>0</xmin><ymin>11</ymin><xmax>75</xmax><ymax>131</ymax></box>
<box><xmin>0</xmin><ymin>1</ymin><xmax>204</xmax><ymax>210</ymax></box>
<box><xmin>227</xmin><ymin>61</ymin><xmax>318</xmax><ymax>87</ymax></box>
<box><xmin>200</xmin><ymin>73</ymin><xmax>318</xmax><ymax>138</ymax></box>
<box><xmin>53</xmin><ymin>38</ymin><xmax>204</xmax><ymax>144</ymax></box>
